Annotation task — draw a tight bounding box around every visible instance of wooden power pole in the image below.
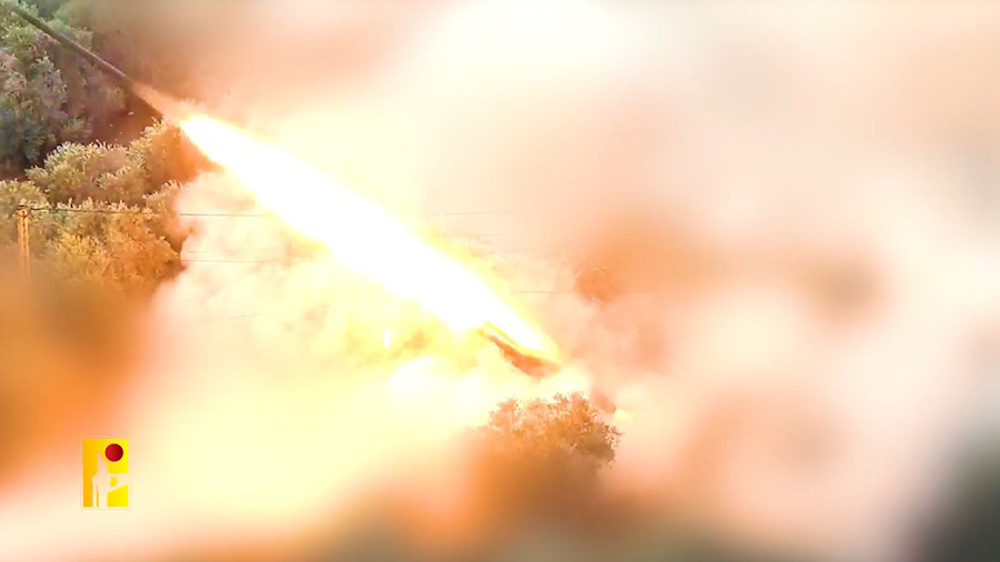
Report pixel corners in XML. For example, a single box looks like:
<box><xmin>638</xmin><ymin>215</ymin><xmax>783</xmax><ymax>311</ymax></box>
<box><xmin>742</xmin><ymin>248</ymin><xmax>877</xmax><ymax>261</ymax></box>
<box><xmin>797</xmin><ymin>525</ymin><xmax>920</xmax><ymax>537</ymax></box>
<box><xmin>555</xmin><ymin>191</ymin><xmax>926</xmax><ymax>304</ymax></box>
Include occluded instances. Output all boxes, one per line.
<box><xmin>15</xmin><ymin>204</ymin><xmax>29</xmax><ymax>280</ymax></box>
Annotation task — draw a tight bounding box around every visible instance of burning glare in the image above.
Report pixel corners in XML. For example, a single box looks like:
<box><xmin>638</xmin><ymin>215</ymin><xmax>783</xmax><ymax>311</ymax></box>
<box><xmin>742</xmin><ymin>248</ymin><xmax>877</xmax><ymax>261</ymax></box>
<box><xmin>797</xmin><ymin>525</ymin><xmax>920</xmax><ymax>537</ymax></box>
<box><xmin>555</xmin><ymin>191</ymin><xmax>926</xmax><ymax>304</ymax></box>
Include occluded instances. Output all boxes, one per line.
<box><xmin>3</xmin><ymin>2</ymin><xmax>1000</xmax><ymax>561</ymax></box>
<box><xmin>177</xmin><ymin>114</ymin><xmax>561</xmax><ymax>364</ymax></box>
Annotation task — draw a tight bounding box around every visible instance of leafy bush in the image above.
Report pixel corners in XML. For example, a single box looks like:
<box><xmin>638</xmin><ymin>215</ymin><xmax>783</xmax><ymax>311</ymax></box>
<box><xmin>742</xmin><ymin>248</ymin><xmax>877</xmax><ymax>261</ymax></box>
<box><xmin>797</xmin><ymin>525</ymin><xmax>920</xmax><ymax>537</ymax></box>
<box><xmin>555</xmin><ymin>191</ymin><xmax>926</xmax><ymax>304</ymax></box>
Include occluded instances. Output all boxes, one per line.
<box><xmin>0</xmin><ymin>117</ymin><xmax>202</xmax><ymax>296</ymax></box>
<box><xmin>28</xmin><ymin>120</ymin><xmax>201</xmax><ymax>206</ymax></box>
<box><xmin>0</xmin><ymin>2</ymin><xmax>124</xmax><ymax>173</ymax></box>
<box><xmin>468</xmin><ymin>393</ymin><xmax>621</xmax><ymax>528</ymax></box>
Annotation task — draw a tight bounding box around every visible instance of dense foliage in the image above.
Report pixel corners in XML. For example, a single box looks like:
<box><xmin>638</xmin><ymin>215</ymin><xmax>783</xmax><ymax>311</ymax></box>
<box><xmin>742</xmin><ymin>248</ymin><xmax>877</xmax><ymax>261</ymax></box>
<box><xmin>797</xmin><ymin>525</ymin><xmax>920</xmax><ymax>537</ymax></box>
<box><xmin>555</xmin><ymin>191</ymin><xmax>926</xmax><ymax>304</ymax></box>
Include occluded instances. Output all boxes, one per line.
<box><xmin>468</xmin><ymin>393</ymin><xmax>621</xmax><ymax>531</ymax></box>
<box><xmin>0</xmin><ymin>1</ymin><xmax>125</xmax><ymax>177</ymax></box>
<box><xmin>0</xmin><ymin>120</ymin><xmax>198</xmax><ymax>295</ymax></box>
<box><xmin>2</xmin><ymin>3</ymin><xmax>998</xmax><ymax>562</ymax></box>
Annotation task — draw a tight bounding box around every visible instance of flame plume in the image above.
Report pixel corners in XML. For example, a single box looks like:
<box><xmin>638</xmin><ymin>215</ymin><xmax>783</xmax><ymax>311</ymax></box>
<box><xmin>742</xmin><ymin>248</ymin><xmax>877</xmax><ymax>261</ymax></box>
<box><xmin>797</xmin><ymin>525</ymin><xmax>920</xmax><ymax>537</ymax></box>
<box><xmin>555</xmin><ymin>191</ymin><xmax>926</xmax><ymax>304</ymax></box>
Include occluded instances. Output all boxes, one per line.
<box><xmin>177</xmin><ymin>113</ymin><xmax>561</xmax><ymax>363</ymax></box>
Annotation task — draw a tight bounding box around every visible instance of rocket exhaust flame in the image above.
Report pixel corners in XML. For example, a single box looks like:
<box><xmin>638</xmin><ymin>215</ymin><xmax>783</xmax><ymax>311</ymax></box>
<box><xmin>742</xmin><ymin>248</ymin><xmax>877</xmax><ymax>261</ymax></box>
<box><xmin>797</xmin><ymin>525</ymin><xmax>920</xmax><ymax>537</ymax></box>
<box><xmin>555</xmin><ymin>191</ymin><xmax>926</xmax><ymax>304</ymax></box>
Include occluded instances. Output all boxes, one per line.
<box><xmin>4</xmin><ymin>3</ymin><xmax>997</xmax><ymax>561</ymax></box>
<box><xmin>479</xmin><ymin>322</ymin><xmax>560</xmax><ymax>377</ymax></box>
<box><xmin>175</xmin><ymin>113</ymin><xmax>562</xmax><ymax>367</ymax></box>
<box><xmin>7</xmin><ymin>1</ymin><xmax>566</xmax><ymax>376</ymax></box>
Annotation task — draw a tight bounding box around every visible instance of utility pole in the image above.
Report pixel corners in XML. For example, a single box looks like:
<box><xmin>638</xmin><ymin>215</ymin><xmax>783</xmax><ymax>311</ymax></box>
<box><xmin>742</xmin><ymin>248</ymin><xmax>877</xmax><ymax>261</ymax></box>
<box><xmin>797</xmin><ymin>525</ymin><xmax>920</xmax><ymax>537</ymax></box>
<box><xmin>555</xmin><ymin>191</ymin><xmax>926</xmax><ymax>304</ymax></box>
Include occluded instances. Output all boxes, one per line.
<box><xmin>15</xmin><ymin>204</ymin><xmax>29</xmax><ymax>280</ymax></box>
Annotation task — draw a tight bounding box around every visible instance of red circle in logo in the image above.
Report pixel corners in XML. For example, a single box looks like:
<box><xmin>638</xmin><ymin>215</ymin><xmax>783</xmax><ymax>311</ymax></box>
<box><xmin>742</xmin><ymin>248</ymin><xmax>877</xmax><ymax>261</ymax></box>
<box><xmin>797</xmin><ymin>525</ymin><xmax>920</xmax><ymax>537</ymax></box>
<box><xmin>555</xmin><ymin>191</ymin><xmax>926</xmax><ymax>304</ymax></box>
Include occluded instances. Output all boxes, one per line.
<box><xmin>104</xmin><ymin>443</ymin><xmax>124</xmax><ymax>462</ymax></box>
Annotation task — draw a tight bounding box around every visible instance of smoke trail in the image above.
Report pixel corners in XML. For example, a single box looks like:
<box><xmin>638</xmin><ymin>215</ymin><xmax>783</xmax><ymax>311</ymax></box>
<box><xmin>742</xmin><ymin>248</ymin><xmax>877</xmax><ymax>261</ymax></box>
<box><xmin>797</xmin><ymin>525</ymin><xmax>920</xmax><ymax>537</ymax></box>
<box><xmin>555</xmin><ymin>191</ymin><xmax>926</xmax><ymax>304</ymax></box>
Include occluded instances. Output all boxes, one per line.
<box><xmin>2</xmin><ymin>1</ymin><xmax>1000</xmax><ymax>561</ymax></box>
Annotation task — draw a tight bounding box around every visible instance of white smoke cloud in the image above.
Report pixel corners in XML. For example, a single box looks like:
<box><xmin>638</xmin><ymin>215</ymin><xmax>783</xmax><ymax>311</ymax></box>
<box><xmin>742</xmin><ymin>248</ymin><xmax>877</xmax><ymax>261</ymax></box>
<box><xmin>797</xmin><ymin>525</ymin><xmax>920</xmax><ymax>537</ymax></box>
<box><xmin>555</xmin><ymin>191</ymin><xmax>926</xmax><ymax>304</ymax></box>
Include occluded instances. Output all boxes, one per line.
<box><xmin>2</xmin><ymin>1</ymin><xmax>999</xmax><ymax>561</ymax></box>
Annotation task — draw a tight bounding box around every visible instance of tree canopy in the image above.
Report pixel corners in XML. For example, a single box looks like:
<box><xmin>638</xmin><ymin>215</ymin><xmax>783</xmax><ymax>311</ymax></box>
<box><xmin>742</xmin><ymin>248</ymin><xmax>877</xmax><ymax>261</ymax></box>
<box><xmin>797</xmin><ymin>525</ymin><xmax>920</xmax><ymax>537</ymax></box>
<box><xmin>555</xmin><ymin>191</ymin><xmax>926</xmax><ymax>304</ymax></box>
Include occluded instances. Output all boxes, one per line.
<box><xmin>0</xmin><ymin>1</ymin><xmax>125</xmax><ymax>177</ymax></box>
<box><xmin>0</xmin><ymin>120</ymin><xmax>200</xmax><ymax>296</ymax></box>
<box><xmin>467</xmin><ymin>393</ymin><xmax>621</xmax><ymax>530</ymax></box>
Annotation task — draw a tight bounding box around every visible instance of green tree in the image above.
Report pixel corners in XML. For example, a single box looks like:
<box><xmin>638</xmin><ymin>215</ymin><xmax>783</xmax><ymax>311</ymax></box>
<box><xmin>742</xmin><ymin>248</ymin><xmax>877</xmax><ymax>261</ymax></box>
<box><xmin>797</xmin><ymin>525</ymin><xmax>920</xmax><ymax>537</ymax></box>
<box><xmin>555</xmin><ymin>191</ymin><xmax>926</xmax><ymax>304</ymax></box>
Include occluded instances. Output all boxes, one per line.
<box><xmin>26</xmin><ymin>142</ymin><xmax>129</xmax><ymax>203</ymax></box>
<box><xmin>44</xmin><ymin>200</ymin><xmax>181</xmax><ymax>296</ymax></box>
<box><xmin>0</xmin><ymin>179</ymin><xmax>54</xmax><ymax>253</ymax></box>
<box><xmin>25</xmin><ymin>0</ymin><xmax>66</xmax><ymax>19</ymax></box>
<box><xmin>468</xmin><ymin>393</ymin><xmax>621</xmax><ymax>529</ymax></box>
<box><xmin>0</xmin><ymin>1</ymin><xmax>124</xmax><ymax>175</ymax></box>
<box><xmin>0</xmin><ymin>119</ymin><xmax>198</xmax><ymax>296</ymax></box>
<box><xmin>27</xmin><ymin>120</ymin><xmax>202</xmax><ymax>206</ymax></box>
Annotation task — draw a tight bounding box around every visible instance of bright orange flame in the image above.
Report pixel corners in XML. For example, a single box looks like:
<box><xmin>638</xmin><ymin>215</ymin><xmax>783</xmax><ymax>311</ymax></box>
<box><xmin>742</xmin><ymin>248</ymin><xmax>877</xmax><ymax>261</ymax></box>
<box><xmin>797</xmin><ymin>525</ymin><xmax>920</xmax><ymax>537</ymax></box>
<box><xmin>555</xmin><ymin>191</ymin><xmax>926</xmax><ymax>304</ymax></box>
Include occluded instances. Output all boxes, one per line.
<box><xmin>178</xmin><ymin>114</ymin><xmax>560</xmax><ymax>361</ymax></box>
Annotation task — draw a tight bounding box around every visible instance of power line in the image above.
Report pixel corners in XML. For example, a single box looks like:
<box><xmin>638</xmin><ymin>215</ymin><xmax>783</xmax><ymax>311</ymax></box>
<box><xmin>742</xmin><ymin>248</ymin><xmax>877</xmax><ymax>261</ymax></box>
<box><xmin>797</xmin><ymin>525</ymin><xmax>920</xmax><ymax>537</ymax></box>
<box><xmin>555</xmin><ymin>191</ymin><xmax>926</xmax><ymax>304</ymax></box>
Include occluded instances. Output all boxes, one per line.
<box><xmin>29</xmin><ymin>207</ymin><xmax>524</xmax><ymax>219</ymax></box>
<box><xmin>28</xmin><ymin>207</ymin><xmax>561</xmax><ymax>245</ymax></box>
<box><xmin>186</xmin><ymin>290</ymin><xmax>605</xmax><ymax>324</ymax></box>
<box><xmin>28</xmin><ymin>207</ymin><xmax>158</xmax><ymax>215</ymax></box>
<box><xmin>182</xmin><ymin>258</ymin><xmax>289</xmax><ymax>264</ymax></box>
<box><xmin>22</xmin><ymin>207</ymin><xmax>606</xmax><ymax>323</ymax></box>
<box><xmin>178</xmin><ymin>248</ymin><xmax>547</xmax><ymax>264</ymax></box>
<box><xmin>177</xmin><ymin>258</ymin><xmax>589</xmax><ymax>293</ymax></box>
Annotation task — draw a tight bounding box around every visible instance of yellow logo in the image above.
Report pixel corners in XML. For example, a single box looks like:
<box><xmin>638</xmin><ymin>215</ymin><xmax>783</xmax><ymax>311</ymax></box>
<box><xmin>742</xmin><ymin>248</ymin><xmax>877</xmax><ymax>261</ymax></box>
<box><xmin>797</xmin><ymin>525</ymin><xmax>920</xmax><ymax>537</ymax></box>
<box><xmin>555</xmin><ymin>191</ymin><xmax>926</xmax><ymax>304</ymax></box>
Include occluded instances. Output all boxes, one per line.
<box><xmin>82</xmin><ymin>438</ymin><xmax>129</xmax><ymax>508</ymax></box>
